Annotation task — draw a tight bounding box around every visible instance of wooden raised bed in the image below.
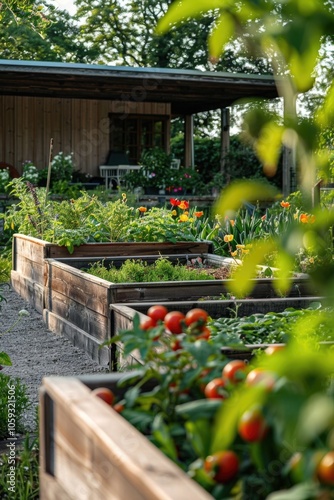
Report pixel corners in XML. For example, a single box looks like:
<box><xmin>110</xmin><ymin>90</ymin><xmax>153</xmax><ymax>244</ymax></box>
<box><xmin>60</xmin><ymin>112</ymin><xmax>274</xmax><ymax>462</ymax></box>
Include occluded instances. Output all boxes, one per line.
<box><xmin>110</xmin><ymin>296</ymin><xmax>324</xmax><ymax>368</ymax></box>
<box><xmin>39</xmin><ymin>373</ymin><xmax>212</xmax><ymax>500</ymax></box>
<box><xmin>11</xmin><ymin>233</ymin><xmax>212</xmax><ymax>313</ymax></box>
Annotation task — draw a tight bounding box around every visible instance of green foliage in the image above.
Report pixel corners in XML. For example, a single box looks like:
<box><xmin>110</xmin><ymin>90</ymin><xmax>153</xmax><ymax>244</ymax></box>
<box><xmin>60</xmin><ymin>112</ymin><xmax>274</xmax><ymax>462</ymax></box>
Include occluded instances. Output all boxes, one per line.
<box><xmin>0</xmin><ymin>168</ymin><xmax>11</xmax><ymax>194</ymax></box>
<box><xmin>22</xmin><ymin>161</ymin><xmax>39</xmax><ymax>185</ymax></box>
<box><xmin>87</xmin><ymin>256</ymin><xmax>216</xmax><ymax>283</ymax></box>
<box><xmin>0</xmin><ymin>434</ymin><xmax>39</xmax><ymax>499</ymax></box>
<box><xmin>209</xmin><ymin>303</ymin><xmax>332</xmax><ymax>347</ymax></box>
<box><xmin>0</xmin><ymin>373</ymin><xmax>30</xmax><ymax>439</ymax></box>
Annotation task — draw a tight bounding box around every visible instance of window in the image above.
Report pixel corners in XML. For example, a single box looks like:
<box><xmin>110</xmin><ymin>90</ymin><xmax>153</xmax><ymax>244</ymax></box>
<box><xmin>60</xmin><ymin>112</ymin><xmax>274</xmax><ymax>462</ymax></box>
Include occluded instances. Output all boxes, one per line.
<box><xmin>109</xmin><ymin>114</ymin><xmax>167</xmax><ymax>164</ymax></box>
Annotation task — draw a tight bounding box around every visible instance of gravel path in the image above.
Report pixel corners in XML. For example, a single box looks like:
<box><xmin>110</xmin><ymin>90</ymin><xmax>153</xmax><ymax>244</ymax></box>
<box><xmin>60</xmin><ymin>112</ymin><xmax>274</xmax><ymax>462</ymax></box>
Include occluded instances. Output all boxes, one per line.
<box><xmin>1</xmin><ymin>283</ymin><xmax>107</xmax><ymax>433</ymax></box>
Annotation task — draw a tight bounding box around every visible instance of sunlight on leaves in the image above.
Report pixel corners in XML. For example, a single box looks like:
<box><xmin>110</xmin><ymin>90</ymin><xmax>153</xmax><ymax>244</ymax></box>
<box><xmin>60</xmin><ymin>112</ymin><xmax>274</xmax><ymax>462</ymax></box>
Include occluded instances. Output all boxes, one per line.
<box><xmin>227</xmin><ymin>239</ymin><xmax>278</xmax><ymax>297</ymax></box>
<box><xmin>272</xmin><ymin>250</ymin><xmax>296</xmax><ymax>296</ymax></box>
<box><xmin>156</xmin><ymin>0</ymin><xmax>225</xmax><ymax>33</ymax></box>
<box><xmin>213</xmin><ymin>180</ymin><xmax>279</xmax><ymax>219</ymax></box>
<box><xmin>208</xmin><ymin>11</ymin><xmax>235</xmax><ymax>60</ymax></box>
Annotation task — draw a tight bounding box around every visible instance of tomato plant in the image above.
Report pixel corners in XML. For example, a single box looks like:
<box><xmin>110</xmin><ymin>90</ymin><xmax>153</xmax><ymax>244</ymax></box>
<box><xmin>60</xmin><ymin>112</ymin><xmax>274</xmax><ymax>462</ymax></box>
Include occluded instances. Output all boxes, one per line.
<box><xmin>147</xmin><ymin>304</ymin><xmax>168</xmax><ymax>324</ymax></box>
<box><xmin>140</xmin><ymin>317</ymin><xmax>156</xmax><ymax>330</ymax></box>
<box><xmin>164</xmin><ymin>310</ymin><xmax>185</xmax><ymax>334</ymax></box>
<box><xmin>185</xmin><ymin>307</ymin><xmax>208</xmax><ymax>327</ymax></box>
<box><xmin>91</xmin><ymin>387</ymin><xmax>115</xmax><ymax>406</ymax></box>
<box><xmin>204</xmin><ymin>450</ymin><xmax>239</xmax><ymax>483</ymax></box>
<box><xmin>238</xmin><ymin>406</ymin><xmax>268</xmax><ymax>442</ymax></box>
<box><xmin>222</xmin><ymin>359</ymin><xmax>247</xmax><ymax>383</ymax></box>
<box><xmin>204</xmin><ymin>378</ymin><xmax>228</xmax><ymax>399</ymax></box>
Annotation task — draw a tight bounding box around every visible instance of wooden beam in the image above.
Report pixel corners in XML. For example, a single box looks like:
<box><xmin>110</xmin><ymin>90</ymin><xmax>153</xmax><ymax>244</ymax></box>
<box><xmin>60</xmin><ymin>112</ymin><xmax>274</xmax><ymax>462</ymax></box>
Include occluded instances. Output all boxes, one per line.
<box><xmin>184</xmin><ymin>114</ymin><xmax>194</xmax><ymax>167</ymax></box>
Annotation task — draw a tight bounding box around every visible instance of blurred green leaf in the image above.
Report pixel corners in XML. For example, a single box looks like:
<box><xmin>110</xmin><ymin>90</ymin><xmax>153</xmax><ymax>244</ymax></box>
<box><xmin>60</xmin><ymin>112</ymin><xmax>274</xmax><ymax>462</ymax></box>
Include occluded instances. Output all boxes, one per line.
<box><xmin>214</xmin><ymin>180</ymin><xmax>279</xmax><ymax>219</ymax></box>
<box><xmin>272</xmin><ymin>250</ymin><xmax>295</xmax><ymax>296</ymax></box>
<box><xmin>227</xmin><ymin>238</ymin><xmax>277</xmax><ymax>297</ymax></box>
<box><xmin>0</xmin><ymin>352</ymin><xmax>11</xmax><ymax>366</ymax></box>
<box><xmin>208</xmin><ymin>11</ymin><xmax>235</xmax><ymax>60</ymax></box>
<box><xmin>297</xmin><ymin>393</ymin><xmax>334</xmax><ymax>445</ymax></box>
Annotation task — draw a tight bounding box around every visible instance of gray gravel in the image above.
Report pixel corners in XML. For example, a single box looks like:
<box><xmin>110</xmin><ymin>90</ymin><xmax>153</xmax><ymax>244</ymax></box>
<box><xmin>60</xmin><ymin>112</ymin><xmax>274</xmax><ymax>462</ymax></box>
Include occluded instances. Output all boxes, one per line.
<box><xmin>1</xmin><ymin>283</ymin><xmax>107</xmax><ymax>433</ymax></box>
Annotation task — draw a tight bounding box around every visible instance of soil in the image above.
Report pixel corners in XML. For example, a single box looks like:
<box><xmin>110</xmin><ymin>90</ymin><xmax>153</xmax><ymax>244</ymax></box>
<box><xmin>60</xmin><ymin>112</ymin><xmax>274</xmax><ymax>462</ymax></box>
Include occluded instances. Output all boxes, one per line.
<box><xmin>0</xmin><ymin>283</ymin><xmax>107</xmax><ymax>438</ymax></box>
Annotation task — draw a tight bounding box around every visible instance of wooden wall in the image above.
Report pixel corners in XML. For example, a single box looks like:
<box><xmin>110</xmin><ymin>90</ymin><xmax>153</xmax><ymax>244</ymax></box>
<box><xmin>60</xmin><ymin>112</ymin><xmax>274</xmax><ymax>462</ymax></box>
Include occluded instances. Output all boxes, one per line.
<box><xmin>0</xmin><ymin>96</ymin><xmax>171</xmax><ymax>177</ymax></box>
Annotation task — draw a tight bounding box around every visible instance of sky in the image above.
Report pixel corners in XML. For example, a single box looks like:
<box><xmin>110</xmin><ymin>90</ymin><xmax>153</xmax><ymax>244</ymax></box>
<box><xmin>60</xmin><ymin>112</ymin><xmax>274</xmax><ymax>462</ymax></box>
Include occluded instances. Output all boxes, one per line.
<box><xmin>50</xmin><ymin>0</ymin><xmax>76</xmax><ymax>15</ymax></box>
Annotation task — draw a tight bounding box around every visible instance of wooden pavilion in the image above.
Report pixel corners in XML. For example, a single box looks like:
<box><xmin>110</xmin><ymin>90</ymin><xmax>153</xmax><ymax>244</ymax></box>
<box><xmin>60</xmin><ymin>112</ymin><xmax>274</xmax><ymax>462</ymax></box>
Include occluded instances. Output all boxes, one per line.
<box><xmin>0</xmin><ymin>59</ymin><xmax>294</xmax><ymax>193</ymax></box>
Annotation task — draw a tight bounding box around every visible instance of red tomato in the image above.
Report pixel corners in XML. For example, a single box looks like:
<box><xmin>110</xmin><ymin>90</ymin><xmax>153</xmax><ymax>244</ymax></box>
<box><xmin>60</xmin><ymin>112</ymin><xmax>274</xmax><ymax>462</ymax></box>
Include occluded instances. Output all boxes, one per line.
<box><xmin>238</xmin><ymin>407</ymin><xmax>268</xmax><ymax>442</ymax></box>
<box><xmin>264</xmin><ymin>345</ymin><xmax>285</xmax><ymax>355</ymax></box>
<box><xmin>222</xmin><ymin>359</ymin><xmax>247</xmax><ymax>383</ymax></box>
<box><xmin>204</xmin><ymin>450</ymin><xmax>239</xmax><ymax>483</ymax></box>
<box><xmin>171</xmin><ymin>338</ymin><xmax>182</xmax><ymax>351</ymax></box>
<box><xmin>245</xmin><ymin>368</ymin><xmax>277</xmax><ymax>390</ymax></box>
<box><xmin>140</xmin><ymin>317</ymin><xmax>156</xmax><ymax>330</ymax></box>
<box><xmin>164</xmin><ymin>311</ymin><xmax>185</xmax><ymax>334</ymax></box>
<box><xmin>147</xmin><ymin>305</ymin><xmax>168</xmax><ymax>324</ymax></box>
<box><xmin>113</xmin><ymin>402</ymin><xmax>125</xmax><ymax>413</ymax></box>
<box><xmin>185</xmin><ymin>308</ymin><xmax>208</xmax><ymax>327</ymax></box>
<box><xmin>91</xmin><ymin>387</ymin><xmax>115</xmax><ymax>406</ymax></box>
<box><xmin>317</xmin><ymin>451</ymin><xmax>334</xmax><ymax>485</ymax></box>
<box><xmin>196</xmin><ymin>326</ymin><xmax>211</xmax><ymax>340</ymax></box>
<box><xmin>204</xmin><ymin>378</ymin><xmax>228</xmax><ymax>399</ymax></box>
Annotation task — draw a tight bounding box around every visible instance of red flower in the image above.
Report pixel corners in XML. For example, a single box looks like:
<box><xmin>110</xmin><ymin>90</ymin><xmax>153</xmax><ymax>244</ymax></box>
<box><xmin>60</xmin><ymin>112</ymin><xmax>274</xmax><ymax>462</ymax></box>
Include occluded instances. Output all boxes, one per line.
<box><xmin>170</xmin><ymin>198</ymin><xmax>180</xmax><ymax>206</ymax></box>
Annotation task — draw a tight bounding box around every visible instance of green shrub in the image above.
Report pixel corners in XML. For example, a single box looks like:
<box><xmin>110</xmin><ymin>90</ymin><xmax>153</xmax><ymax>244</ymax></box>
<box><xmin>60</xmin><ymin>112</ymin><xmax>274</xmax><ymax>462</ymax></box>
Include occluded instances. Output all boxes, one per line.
<box><xmin>0</xmin><ymin>373</ymin><xmax>30</xmax><ymax>440</ymax></box>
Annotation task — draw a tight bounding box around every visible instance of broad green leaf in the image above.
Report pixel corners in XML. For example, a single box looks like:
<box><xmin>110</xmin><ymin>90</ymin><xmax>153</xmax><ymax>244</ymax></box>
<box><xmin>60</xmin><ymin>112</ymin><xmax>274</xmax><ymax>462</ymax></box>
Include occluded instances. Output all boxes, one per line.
<box><xmin>213</xmin><ymin>180</ymin><xmax>279</xmax><ymax>219</ymax></box>
<box><xmin>208</xmin><ymin>11</ymin><xmax>235</xmax><ymax>60</ymax></box>
<box><xmin>0</xmin><ymin>352</ymin><xmax>11</xmax><ymax>366</ymax></box>
<box><xmin>156</xmin><ymin>0</ymin><xmax>226</xmax><ymax>34</ymax></box>
<box><xmin>255</xmin><ymin>121</ymin><xmax>284</xmax><ymax>177</ymax></box>
<box><xmin>176</xmin><ymin>399</ymin><xmax>222</xmax><ymax>420</ymax></box>
<box><xmin>272</xmin><ymin>250</ymin><xmax>295</xmax><ymax>297</ymax></box>
<box><xmin>227</xmin><ymin>239</ymin><xmax>277</xmax><ymax>297</ymax></box>
<box><xmin>211</xmin><ymin>385</ymin><xmax>267</xmax><ymax>452</ymax></box>
<box><xmin>152</xmin><ymin>413</ymin><xmax>178</xmax><ymax>461</ymax></box>
<box><xmin>297</xmin><ymin>393</ymin><xmax>334</xmax><ymax>445</ymax></box>
<box><xmin>185</xmin><ymin>419</ymin><xmax>213</xmax><ymax>458</ymax></box>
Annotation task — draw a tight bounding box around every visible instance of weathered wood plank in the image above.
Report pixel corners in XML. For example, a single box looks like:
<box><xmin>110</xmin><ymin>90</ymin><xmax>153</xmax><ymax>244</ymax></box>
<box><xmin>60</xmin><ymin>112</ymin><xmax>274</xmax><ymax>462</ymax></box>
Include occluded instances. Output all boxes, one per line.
<box><xmin>40</xmin><ymin>376</ymin><xmax>212</xmax><ymax>500</ymax></box>
<box><xmin>43</xmin><ymin>310</ymin><xmax>110</xmax><ymax>366</ymax></box>
<box><xmin>11</xmin><ymin>270</ymin><xmax>44</xmax><ymax>313</ymax></box>
<box><xmin>44</xmin><ymin>292</ymin><xmax>108</xmax><ymax>341</ymax></box>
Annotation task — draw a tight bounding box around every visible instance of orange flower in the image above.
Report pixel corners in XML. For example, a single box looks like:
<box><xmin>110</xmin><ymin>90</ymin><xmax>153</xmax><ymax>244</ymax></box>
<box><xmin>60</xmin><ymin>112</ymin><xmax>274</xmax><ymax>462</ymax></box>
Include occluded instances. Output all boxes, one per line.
<box><xmin>179</xmin><ymin>200</ymin><xmax>189</xmax><ymax>210</ymax></box>
<box><xmin>138</xmin><ymin>206</ymin><xmax>147</xmax><ymax>213</ymax></box>
<box><xmin>230</xmin><ymin>219</ymin><xmax>235</xmax><ymax>227</ymax></box>
<box><xmin>299</xmin><ymin>213</ymin><xmax>309</xmax><ymax>223</ymax></box>
<box><xmin>194</xmin><ymin>211</ymin><xmax>204</xmax><ymax>218</ymax></box>
<box><xmin>224</xmin><ymin>234</ymin><xmax>234</xmax><ymax>243</ymax></box>
<box><xmin>261</xmin><ymin>214</ymin><xmax>266</xmax><ymax>221</ymax></box>
<box><xmin>280</xmin><ymin>201</ymin><xmax>290</xmax><ymax>208</ymax></box>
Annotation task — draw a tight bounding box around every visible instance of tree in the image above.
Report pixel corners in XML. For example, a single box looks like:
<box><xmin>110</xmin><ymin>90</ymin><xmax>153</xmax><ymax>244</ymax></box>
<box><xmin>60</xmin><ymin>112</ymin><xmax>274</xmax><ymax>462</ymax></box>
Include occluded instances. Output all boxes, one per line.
<box><xmin>0</xmin><ymin>1</ymin><xmax>98</xmax><ymax>62</ymax></box>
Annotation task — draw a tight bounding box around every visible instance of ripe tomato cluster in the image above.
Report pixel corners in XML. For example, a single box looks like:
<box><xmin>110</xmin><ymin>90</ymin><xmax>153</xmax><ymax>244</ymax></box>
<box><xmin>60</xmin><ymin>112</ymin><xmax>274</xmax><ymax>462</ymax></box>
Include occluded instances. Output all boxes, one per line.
<box><xmin>140</xmin><ymin>304</ymin><xmax>211</xmax><ymax>343</ymax></box>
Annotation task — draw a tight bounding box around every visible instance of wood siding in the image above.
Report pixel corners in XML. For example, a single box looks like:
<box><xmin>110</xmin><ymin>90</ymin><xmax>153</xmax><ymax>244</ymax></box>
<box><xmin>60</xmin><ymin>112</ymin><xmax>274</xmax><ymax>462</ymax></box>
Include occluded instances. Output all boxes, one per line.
<box><xmin>0</xmin><ymin>96</ymin><xmax>171</xmax><ymax>176</ymax></box>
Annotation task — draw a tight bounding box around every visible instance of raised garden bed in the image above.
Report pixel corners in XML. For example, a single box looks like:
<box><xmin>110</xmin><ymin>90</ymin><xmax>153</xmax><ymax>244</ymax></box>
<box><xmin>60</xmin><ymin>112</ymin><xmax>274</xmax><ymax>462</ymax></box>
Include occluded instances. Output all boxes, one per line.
<box><xmin>11</xmin><ymin>233</ymin><xmax>213</xmax><ymax>313</ymax></box>
<box><xmin>39</xmin><ymin>373</ymin><xmax>212</xmax><ymax>500</ymax></box>
<box><xmin>110</xmin><ymin>296</ymin><xmax>324</xmax><ymax>369</ymax></box>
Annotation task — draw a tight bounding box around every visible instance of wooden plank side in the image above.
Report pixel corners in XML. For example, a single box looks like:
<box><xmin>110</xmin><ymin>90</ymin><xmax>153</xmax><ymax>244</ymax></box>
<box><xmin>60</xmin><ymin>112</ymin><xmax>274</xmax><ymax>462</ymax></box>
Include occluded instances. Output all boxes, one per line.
<box><xmin>13</xmin><ymin>234</ymin><xmax>52</xmax><ymax>261</ymax></box>
<box><xmin>11</xmin><ymin>271</ymin><xmax>44</xmax><ymax>313</ymax></box>
<box><xmin>41</xmin><ymin>377</ymin><xmax>212</xmax><ymax>500</ymax></box>
<box><xmin>45</xmin><ymin>290</ymin><xmax>108</xmax><ymax>340</ymax></box>
<box><xmin>48</xmin><ymin>241</ymin><xmax>213</xmax><ymax>258</ymax></box>
<box><xmin>43</xmin><ymin>310</ymin><xmax>110</xmax><ymax>366</ymax></box>
<box><xmin>14</xmin><ymin>257</ymin><xmax>45</xmax><ymax>285</ymax></box>
<box><xmin>46</xmin><ymin>260</ymin><xmax>111</xmax><ymax>315</ymax></box>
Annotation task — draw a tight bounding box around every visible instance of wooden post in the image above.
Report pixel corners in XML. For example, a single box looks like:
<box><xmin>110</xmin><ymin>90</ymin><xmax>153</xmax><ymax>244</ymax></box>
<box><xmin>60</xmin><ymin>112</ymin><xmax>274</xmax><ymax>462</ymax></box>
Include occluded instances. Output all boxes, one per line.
<box><xmin>282</xmin><ymin>90</ymin><xmax>297</xmax><ymax>197</ymax></box>
<box><xmin>220</xmin><ymin>108</ymin><xmax>230</xmax><ymax>178</ymax></box>
<box><xmin>184</xmin><ymin>114</ymin><xmax>194</xmax><ymax>167</ymax></box>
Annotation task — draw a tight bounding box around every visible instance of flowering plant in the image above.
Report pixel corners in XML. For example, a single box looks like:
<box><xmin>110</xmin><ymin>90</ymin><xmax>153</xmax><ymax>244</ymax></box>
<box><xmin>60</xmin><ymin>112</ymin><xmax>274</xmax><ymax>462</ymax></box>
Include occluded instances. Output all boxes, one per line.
<box><xmin>22</xmin><ymin>161</ymin><xmax>39</xmax><ymax>185</ymax></box>
<box><xmin>0</xmin><ymin>168</ymin><xmax>10</xmax><ymax>193</ymax></box>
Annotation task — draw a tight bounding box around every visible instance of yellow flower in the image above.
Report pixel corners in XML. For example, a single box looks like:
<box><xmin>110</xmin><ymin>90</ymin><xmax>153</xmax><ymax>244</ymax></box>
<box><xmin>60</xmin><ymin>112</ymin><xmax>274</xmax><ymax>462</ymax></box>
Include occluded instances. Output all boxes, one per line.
<box><xmin>309</xmin><ymin>257</ymin><xmax>315</xmax><ymax>264</ymax></box>
<box><xmin>179</xmin><ymin>214</ymin><xmax>189</xmax><ymax>222</ymax></box>
<box><xmin>236</xmin><ymin>244</ymin><xmax>245</xmax><ymax>249</ymax></box>
<box><xmin>230</xmin><ymin>250</ymin><xmax>238</xmax><ymax>257</ymax></box>
<box><xmin>171</xmin><ymin>209</ymin><xmax>177</xmax><ymax>216</ymax></box>
<box><xmin>138</xmin><ymin>206</ymin><xmax>147</xmax><ymax>213</ymax></box>
<box><xmin>122</xmin><ymin>193</ymin><xmax>127</xmax><ymax>199</ymax></box>
<box><xmin>241</xmin><ymin>249</ymin><xmax>249</xmax><ymax>254</ymax></box>
<box><xmin>224</xmin><ymin>234</ymin><xmax>234</xmax><ymax>243</ymax></box>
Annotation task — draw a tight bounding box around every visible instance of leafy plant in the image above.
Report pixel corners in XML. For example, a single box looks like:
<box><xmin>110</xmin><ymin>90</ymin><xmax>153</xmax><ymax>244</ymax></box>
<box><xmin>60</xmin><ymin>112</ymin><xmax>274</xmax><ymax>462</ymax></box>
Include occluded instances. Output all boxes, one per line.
<box><xmin>0</xmin><ymin>373</ymin><xmax>30</xmax><ymax>439</ymax></box>
<box><xmin>87</xmin><ymin>256</ymin><xmax>216</xmax><ymax>283</ymax></box>
<box><xmin>21</xmin><ymin>161</ymin><xmax>39</xmax><ymax>185</ymax></box>
<box><xmin>0</xmin><ymin>168</ymin><xmax>11</xmax><ymax>194</ymax></box>
<box><xmin>0</xmin><ymin>434</ymin><xmax>39</xmax><ymax>499</ymax></box>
